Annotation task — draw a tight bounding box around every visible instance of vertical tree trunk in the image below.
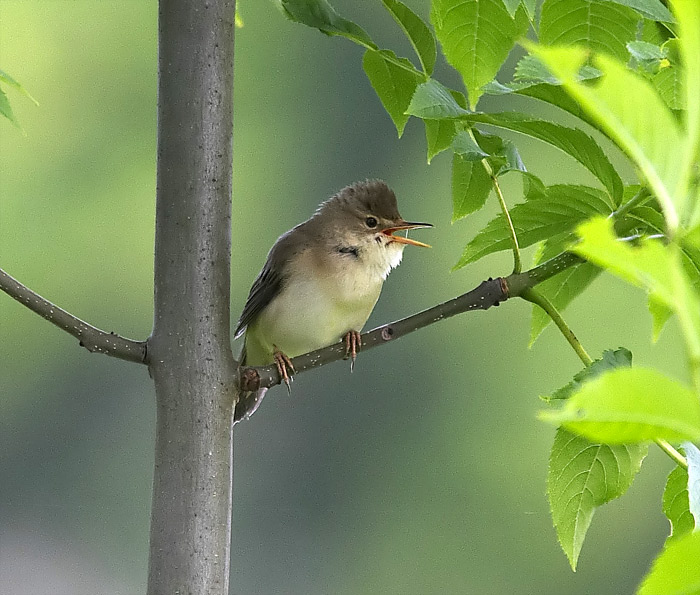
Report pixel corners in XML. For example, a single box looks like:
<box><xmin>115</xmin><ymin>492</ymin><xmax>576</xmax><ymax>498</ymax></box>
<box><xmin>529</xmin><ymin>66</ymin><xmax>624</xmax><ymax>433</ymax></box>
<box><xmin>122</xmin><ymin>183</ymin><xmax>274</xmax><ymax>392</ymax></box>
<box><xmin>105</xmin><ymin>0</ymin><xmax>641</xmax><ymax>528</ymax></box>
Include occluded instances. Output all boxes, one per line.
<box><xmin>147</xmin><ymin>1</ymin><xmax>237</xmax><ymax>594</ymax></box>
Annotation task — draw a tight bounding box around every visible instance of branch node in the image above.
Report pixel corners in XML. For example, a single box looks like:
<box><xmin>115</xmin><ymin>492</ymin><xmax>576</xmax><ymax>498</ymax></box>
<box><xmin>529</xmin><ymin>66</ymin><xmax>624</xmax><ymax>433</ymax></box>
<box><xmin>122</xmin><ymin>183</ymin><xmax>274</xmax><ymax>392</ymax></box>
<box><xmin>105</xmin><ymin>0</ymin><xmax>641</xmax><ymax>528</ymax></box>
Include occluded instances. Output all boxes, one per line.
<box><xmin>381</xmin><ymin>326</ymin><xmax>394</xmax><ymax>341</ymax></box>
<box><xmin>240</xmin><ymin>367</ymin><xmax>260</xmax><ymax>392</ymax></box>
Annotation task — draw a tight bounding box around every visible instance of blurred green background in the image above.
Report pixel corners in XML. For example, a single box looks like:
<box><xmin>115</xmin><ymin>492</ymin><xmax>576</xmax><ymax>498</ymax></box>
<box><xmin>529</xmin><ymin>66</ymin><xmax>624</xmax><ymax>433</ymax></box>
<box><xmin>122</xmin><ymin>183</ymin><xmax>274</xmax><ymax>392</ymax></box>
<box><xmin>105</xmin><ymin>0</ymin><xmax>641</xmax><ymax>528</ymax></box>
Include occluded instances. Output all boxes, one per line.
<box><xmin>0</xmin><ymin>1</ymin><xmax>688</xmax><ymax>594</ymax></box>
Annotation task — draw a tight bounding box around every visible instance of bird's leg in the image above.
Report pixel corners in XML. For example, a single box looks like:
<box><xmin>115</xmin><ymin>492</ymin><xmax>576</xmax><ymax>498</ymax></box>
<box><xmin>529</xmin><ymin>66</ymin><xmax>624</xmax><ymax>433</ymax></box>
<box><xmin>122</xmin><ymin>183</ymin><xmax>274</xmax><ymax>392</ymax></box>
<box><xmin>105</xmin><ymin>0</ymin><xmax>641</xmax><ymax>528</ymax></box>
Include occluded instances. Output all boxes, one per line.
<box><xmin>343</xmin><ymin>329</ymin><xmax>362</xmax><ymax>372</ymax></box>
<box><xmin>273</xmin><ymin>345</ymin><xmax>295</xmax><ymax>395</ymax></box>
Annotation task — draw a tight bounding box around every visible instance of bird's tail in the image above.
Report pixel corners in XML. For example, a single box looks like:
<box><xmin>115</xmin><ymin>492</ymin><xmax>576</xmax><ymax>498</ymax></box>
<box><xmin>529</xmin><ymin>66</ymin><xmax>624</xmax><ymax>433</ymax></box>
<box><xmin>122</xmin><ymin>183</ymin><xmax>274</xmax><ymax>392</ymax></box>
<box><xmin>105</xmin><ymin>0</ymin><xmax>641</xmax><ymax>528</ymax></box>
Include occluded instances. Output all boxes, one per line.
<box><xmin>233</xmin><ymin>343</ymin><xmax>268</xmax><ymax>424</ymax></box>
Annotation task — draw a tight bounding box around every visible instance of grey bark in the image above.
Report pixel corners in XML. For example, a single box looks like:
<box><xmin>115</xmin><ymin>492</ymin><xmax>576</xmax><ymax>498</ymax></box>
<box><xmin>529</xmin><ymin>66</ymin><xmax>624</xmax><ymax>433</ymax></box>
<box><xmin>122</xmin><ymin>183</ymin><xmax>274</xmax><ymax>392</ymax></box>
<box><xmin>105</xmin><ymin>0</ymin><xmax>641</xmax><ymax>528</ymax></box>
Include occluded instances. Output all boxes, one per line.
<box><xmin>147</xmin><ymin>1</ymin><xmax>237</xmax><ymax>594</ymax></box>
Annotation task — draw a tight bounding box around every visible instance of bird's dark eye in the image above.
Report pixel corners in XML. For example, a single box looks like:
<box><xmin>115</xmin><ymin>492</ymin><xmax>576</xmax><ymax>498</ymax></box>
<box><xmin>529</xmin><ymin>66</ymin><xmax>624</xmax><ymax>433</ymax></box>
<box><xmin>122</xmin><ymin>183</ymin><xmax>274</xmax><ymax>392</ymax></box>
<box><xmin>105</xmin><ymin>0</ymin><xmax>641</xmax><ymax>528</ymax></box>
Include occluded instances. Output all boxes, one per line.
<box><xmin>365</xmin><ymin>216</ymin><xmax>378</xmax><ymax>228</ymax></box>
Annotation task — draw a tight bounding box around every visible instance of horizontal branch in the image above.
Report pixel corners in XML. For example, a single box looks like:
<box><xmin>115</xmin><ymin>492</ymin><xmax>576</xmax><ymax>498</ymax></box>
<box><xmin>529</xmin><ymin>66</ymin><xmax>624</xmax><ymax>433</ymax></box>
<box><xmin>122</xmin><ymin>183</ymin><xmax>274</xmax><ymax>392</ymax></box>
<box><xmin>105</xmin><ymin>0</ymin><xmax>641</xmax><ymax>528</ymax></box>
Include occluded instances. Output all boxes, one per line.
<box><xmin>240</xmin><ymin>251</ymin><xmax>584</xmax><ymax>392</ymax></box>
<box><xmin>0</xmin><ymin>268</ymin><xmax>147</xmax><ymax>364</ymax></box>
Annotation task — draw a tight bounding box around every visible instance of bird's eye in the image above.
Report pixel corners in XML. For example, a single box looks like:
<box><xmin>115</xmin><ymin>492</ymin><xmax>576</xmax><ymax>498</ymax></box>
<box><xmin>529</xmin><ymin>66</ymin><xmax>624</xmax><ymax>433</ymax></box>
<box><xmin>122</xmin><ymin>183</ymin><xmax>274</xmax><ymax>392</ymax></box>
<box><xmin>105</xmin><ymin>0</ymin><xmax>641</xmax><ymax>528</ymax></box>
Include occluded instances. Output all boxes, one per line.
<box><xmin>365</xmin><ymin>216</ymin><xmax>378</xmax><ymax>228</ymax></box>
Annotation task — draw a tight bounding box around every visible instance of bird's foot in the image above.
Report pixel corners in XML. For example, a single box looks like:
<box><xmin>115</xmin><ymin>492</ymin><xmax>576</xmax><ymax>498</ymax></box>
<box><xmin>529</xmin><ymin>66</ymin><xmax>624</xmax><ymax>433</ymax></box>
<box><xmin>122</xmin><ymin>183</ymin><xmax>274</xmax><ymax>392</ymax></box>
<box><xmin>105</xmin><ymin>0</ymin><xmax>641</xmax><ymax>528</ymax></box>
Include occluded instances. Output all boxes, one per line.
<box><xmin>273</xmin><ymin>346</ymin><xmax>295</xmax><ymax>395</ymax></box>
<box><xmin>343</xmin><ymin>329</ymin><xmax>362</xmax><ymax>372</ymax></box>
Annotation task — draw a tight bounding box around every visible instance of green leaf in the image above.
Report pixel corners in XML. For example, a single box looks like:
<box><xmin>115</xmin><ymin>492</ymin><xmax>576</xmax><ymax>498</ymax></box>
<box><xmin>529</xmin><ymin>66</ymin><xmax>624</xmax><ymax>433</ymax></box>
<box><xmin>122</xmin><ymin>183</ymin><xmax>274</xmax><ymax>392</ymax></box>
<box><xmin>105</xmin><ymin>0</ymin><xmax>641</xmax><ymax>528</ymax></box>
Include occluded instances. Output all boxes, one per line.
<box><xmin>683</xmin><ymin>441</ymin><xmax>700</xmax><ymax>528</ymax></box>
<box><xmin>363</xmin><ymin>49</ymin><xmax>423</xmax><ymax>137</ymax></box>
<box><xmin>451</xmin><ymin>154</ymin><xmax>492</xmax><ymax>221</ymax></box>
<box><xmin>672</xmin><ymin>0</ymin><xmax>700</xmax><ymax>194</ymax></box>
<box><xmin>543</xmin><ymin>348</ymin><xmax>632</xmax><ymax>402</ymax></box>
<box><xmin>276</xmin><ymin>0</ymin><xmax>377</xmax><ymax>48</ymax></box>
<box><xmin>514</xmin><ymin>54</ymin><xmax>602</xmax><ymax>84</ymax></box>
<box><xmin>0</xmin><ymin>69</ymin><xmax>38</xmax><ymax>105</ymax></box>
<box><xmin>663</xmin><ymin>465</ymin><xmax>694</xmax><ymax>542</ymax></box>
<box><xmin>382</xmin><ymin>0</ymin><xmax>436</xmax><ymax>75</ymax></box>
<box><xmin>528</xmin><ymin>44</ymin><xmax>686</xmax><ymax>230</ymax></box>
<box><xmin>600</xmin><ymin>0</ymin><xmax>674</xmax><ymax>22</ymax></box>
<box><xmin>455</xmin><ymin>184</ymin><xmax>613</xmax><ymax>268</ymax></box>
<box><xmin>0</xmin><ymin>88</ymin><xmax>20</xmax><ymax>128</ymax></box>
<box><xmin>652</xmin><ymin>65</ymin><xmax>685</xmax><ymax>110</ymax></box>
<box><xmin>539</xmin><ymin>0</ymin><xmax>640</xmax><ymax>63</ymax></box>
<box><xmin>462</xmin><ymin>112</ymin><xmax>623</xmax><ymax>204</ymax></box>
<box><xmin>472</xmin><ymin>128</ymin><xmax>527</xmax><ymax>177</ymax></box>
<box><xmin>548</xmin><ymin>428</ymin><xmax>647</xmax><ymax>570</ymax></box>
<box><xmin>574</xmin><ymin>217</ymin><xmax>700</xmax><ymax>326</ymax></box>
<box><xmin>424</xmin><ymin>119</ymin><xmax>456</xmax><ymax>163</ymax></box>
<box><xmin>406</xmin><ymin>79</ymin><xmax>470</xmax><ymax>119</ymax></box>
<box><xmin>501</xmin><ymin>0</ymin><xmax>522</xmax><ymax>17</ymax></box>
<box><xmin>628</xmin><ymin>40</ymin><xmax>667</xmax><ymax>63</ymax></box>
<box><xmin>638</xmin><ymin>531</ymin><xmax>700</xmax><ymax>595</ymax></box>
<box><xmin>483</xmin><ymin>79</ymin><xmax>601</xmax><ymax>130</ymax></box>
<box><xmin>539</xmin><ymin>367</ymin><xmax>700</xmax><ymax>444</ymax></box>
<box><xmin>451</xmin><ymin>130</ymin><xmax>489</xmax><ymax>160</ymax></box>
<box><xmin>431</xmin><ymin>0</ymin><xmax>529</xmax><ymax>108</ymax></box>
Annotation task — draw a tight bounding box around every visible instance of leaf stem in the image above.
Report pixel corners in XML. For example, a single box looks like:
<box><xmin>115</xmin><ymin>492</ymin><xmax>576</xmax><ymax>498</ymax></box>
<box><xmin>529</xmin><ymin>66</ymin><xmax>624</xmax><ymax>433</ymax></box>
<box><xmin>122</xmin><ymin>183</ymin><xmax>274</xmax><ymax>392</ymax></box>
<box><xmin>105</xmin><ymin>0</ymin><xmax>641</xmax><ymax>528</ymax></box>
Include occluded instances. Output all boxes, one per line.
<box><xmin>656</xmin><ymin>439</ymin><xmax>688</xmax><ymax>469</ymax></box>
<box><xmin>491</xmin><ymin>173</ymin><xmax>522</xmax><ymax>274</ymax></box>
<box><xmin>521</xmin><ymin>287</ymin><xmax>592</xmax><ymax>366</ymax></box>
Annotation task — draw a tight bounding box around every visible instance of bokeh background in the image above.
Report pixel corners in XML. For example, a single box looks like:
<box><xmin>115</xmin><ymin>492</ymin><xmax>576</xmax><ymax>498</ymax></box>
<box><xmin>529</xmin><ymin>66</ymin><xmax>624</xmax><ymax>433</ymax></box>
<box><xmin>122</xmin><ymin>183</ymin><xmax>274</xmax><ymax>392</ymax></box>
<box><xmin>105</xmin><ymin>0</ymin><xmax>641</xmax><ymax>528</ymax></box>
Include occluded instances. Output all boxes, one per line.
<box><xmin>0</xmin><ymin>1</ymin><xmax>689</xmax><ymax>594</ymax></box>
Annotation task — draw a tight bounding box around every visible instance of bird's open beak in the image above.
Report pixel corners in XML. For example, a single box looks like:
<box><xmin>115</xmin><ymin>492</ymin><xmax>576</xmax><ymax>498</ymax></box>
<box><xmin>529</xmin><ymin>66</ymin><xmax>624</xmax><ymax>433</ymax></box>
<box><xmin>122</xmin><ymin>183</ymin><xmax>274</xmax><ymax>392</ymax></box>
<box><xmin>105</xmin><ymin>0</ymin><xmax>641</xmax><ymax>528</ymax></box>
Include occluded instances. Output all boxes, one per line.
<box><xmin>382</xmin><ymin>221</ymin><xmax>433</xmax><ymax>248</ymax></box>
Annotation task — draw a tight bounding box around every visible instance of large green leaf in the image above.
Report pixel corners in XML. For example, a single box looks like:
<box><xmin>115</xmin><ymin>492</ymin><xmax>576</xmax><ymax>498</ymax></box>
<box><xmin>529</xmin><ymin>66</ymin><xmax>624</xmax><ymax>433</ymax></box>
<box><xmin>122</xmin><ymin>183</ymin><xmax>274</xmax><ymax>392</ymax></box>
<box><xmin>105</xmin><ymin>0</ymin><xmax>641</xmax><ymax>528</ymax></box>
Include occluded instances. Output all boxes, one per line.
<box><xmin>671</xmin><ymin>0</ymin><xmax>700</xmax><ymax>202</ymax></box>
<box><xmin>363</xmin><ymin>49</ymin><xmax>423</xmax><ymax>137</ymax></box>
<box><xmin>461</xmin><ymin>112</ymin><xmax>623</xmax><ymax>204</ymax></box>
<box><xmin>573</xmin><ymin>217</ymin><xmax>700</xmax><ymax>350</ymax></box>
<box><xmin>431</xmin><ymin>0</ymin><xmax>529</xmax><ymax>108</ymax></box>
<box><xmin>543</xmin><ymin>347</ymin><xmax>632</xmax><ymax>402</ymax></box>
<box><xmin>663</xmin><ymin>465</ymin><xmax>694</xmax><ymax>542</ymax></box>
<box><xmin>454</xmin><ymin>184</ymin><xmax>612</xmax><ymax>269</ymax></box>
<box><xmin>382</xmin><ymin>0</ymin><xmax>436</xmax><ymax>75</ymax></box>
<box><xmin>600</xmin><ymin>0</ymin><xmax>673</xmax><ymax>22</ymax></box>
<box><xmin>540</xmin><ymin>367</ymin><xmax>700</xmax><ymax>444</ymax></box>
<box><xmin>540</xmin><ymin>0</ymin><xmax>640</xmax><ymax>62</ymax></box>
<box><xmin>451</xmin><ymin>154</ymin><xmax>492</xmax><ymax>221</ymax></box>
<box><xmin>529</xmin><ymin>44</ymin><xmax>686</xmax><ymax>231</ymax></box>
<box><xmin>638</xmin><ymin>531</ymin><xmax>700</xmax><ymax>595</ymax></box>
<box><xmin>548</xmin><ymin>428</ymin><xmax>647</xmax><ymax>570</ymax></box>
<box><xmin>276</xmin><ymin>0</ymin><xmax>377</xmax><ymax>48</ymax></box>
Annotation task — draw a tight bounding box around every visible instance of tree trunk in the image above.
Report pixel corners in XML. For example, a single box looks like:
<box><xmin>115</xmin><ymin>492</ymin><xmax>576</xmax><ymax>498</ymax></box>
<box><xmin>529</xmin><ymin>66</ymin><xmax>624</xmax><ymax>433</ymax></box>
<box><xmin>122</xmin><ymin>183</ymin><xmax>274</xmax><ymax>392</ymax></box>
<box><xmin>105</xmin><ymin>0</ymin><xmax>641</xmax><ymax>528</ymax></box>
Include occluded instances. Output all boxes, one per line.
<box><xmin>147</xmin><ymin>1</ymin><xmax>237</xmax><ymax>594</ymax></box>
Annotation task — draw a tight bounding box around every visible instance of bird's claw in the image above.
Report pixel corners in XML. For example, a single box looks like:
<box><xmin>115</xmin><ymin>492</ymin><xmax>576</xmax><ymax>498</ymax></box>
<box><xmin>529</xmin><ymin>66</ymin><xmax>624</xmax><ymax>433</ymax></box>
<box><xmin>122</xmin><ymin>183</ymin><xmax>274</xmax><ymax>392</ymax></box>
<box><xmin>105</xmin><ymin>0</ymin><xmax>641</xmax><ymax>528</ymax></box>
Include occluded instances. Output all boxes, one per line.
<box><xmin>343</xmin><ymin>330</ymin><xmax>362</xmax><ymax>372</ymax></box>
<box><xmin>273</xmin><ymin>347</ymin><xmax>295</xmax><ymax>395</ymax></box>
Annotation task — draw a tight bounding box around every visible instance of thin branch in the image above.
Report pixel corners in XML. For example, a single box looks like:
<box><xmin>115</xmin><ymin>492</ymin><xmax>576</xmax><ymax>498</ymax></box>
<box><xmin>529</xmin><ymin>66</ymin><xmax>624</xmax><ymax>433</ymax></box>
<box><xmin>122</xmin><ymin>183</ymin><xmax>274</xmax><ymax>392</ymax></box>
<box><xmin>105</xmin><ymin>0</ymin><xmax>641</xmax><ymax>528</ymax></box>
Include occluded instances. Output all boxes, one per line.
<box><xmin>0</xmin><ymin>267</ymin><xmax>146</xmax><ymax>364</ymax></box>
<box><xmin>240</xmin><ymin>251</ymin><xmax>580</xmax><ymax>391</ymax></box>
<box><xmin>491</xmin><ymin>174</ymin><xmax>522</xmax><ymax>274</ymax></box>
<box><xmin>520</xmin><ymin>287</ymin><xmax>593</xmax><ymax>366</ymax></box>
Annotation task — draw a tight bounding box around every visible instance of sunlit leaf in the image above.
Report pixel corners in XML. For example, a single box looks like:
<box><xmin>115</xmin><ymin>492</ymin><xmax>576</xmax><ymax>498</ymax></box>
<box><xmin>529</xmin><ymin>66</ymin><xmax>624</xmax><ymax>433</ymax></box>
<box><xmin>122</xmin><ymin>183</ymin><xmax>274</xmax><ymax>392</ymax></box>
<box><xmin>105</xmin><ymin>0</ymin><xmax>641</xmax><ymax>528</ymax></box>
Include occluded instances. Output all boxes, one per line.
<box><xmin>683</xmin><ymin>441</ymin><xmax>700</xmax><ymax>529</ymax></box>
<box><xmin>638</xmin><ymin>531</ymin><xmax>700</xmax><ymax>595</ymax></box>
<box><xmin>543</xmin><ymin>348</ymin><xmax>632</xmax><ymax>402</ymax></box>
<box><xmin>540</xmin><ymin>367</ymin><xmax>700</xmax><ymax>444</ymax></box>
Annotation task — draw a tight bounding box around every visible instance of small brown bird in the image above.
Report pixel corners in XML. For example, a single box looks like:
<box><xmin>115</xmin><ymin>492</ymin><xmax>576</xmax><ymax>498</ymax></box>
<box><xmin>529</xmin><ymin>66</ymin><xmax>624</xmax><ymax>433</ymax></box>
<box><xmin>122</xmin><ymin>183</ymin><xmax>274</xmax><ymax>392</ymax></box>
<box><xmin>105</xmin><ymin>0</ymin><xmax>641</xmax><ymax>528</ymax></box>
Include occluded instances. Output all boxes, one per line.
<box><xmin>234</xmin><ymin>180</ymin><xmax>431</xmax><ymax>422</ymax></box>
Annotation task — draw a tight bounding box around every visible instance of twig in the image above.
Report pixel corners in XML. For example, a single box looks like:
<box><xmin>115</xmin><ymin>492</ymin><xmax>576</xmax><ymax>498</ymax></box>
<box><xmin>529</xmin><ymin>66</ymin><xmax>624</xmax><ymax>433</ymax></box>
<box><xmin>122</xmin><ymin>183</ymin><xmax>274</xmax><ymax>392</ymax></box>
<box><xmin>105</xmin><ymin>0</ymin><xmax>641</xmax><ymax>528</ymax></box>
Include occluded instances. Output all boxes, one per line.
<box><xmin>0</xmin><ymin>268</ymin><xmax>146</xmax><ymax>364</ymax></box>
<box><xmin>240</xmin><ymin>251</ymin><xmax>579</xmax><ymax>391</ymax></box>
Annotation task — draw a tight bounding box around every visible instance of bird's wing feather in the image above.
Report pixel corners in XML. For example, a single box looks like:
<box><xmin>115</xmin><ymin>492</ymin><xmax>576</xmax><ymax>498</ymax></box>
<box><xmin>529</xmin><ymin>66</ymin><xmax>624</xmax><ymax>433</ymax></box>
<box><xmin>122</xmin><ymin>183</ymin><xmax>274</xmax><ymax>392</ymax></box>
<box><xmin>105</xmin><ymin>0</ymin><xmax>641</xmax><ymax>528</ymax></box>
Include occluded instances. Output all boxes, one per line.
<box><xmin>234</xmin><ymin>228</ymin><xmax>303</xmax><ymax>338</ymax></box>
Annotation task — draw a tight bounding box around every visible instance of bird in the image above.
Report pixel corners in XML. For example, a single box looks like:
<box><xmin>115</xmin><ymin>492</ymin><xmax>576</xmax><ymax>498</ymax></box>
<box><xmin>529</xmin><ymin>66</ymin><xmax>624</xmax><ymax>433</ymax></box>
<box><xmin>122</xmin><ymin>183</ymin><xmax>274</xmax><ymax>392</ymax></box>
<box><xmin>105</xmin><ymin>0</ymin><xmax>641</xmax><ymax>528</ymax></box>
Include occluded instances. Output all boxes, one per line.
<box><xmin>233</xmin><ymin>179</ymin><xmax>431</xmax><ymax>422</ymax></box>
